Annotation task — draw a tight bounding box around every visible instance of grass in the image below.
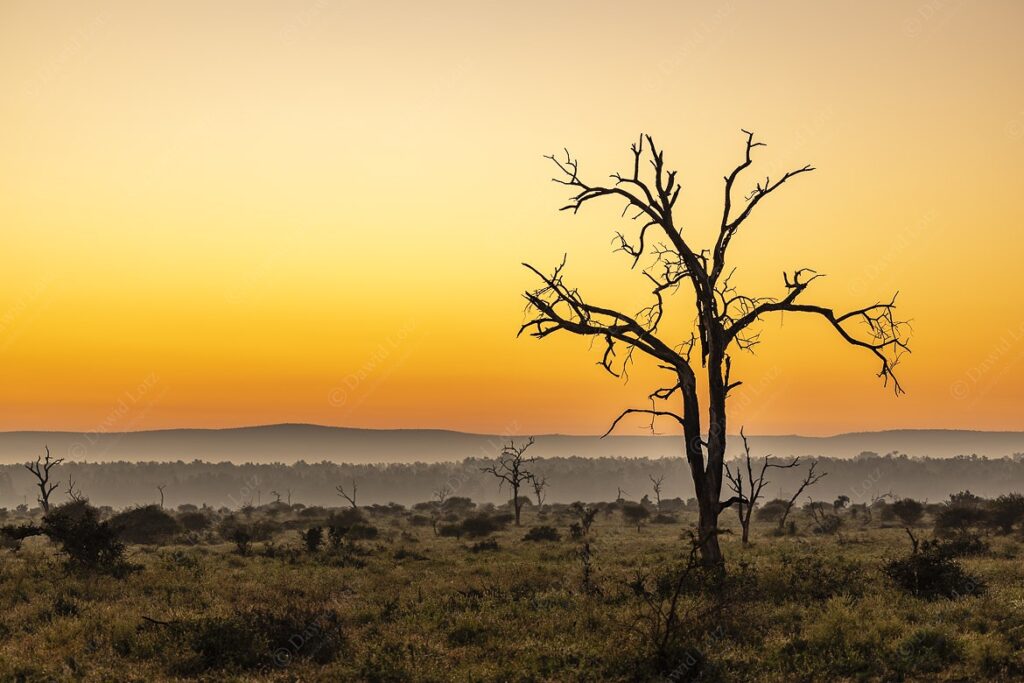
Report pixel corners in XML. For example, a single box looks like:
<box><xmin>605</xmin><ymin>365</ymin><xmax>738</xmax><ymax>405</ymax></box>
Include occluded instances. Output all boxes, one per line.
<box><xmin>2</xmin><ymin>508</ymin><xmax>1024</xmax><ymax>681</ymax></box>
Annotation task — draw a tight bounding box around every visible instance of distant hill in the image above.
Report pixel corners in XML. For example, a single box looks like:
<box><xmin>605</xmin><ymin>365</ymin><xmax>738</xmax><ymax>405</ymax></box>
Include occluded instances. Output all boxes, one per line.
<box><xmin>0</xmin><ymin>424</ymin><xmax>1022</xmax><ymax>465</ymax></box>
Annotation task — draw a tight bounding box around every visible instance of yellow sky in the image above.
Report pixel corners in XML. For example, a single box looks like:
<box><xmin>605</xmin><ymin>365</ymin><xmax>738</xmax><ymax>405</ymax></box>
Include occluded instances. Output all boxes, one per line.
<box><xmin>1</xmin><ymin>1</ymin><xmax>1023</xmax><ymax>435</ymax></box>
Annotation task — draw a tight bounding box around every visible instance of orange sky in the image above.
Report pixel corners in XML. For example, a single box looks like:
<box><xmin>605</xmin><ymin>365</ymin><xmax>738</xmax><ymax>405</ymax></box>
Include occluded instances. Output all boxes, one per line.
<box><xmin>1</xmin><ymin>1</ymin><xmax>1023</xmax><ymax>436</ymax></box>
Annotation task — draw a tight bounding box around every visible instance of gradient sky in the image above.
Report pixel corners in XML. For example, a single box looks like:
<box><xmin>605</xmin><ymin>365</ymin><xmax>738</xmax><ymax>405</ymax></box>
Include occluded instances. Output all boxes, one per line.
<box><xmin>2</xmin><ymin>1</ymin><xmax>1023</xmax><ymax>436</ymax></box>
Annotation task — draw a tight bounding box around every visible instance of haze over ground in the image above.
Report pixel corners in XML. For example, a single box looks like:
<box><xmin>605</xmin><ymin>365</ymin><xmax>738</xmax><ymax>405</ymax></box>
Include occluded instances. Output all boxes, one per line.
<box><xmin>1</xmin><ymin>424</ymin><xmax>1023</xmax><ymax>465</ymax></box>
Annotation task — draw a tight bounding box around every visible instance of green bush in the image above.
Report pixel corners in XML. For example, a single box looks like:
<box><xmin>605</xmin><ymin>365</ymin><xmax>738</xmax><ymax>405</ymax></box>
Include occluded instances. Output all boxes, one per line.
<box><xmin>523</xmin><ymin>525</ymin><xmax>560</xmax><ymax>542</ymax></box>
<box><xmin>178</xmin><ymin>511</ymin><xmax>211</xmax><ymax>532</ymax></box>
<box><xmin>461</xmin><ymin>514</ymin><xmax>506</xmax><ymax>538</ymax></box>
<box><xmin>42</xmin><ymin>500</ymin><xmax>133</xmax><ymax>575</ymax></box>
<box><xmin>301</xmin><ymin>526</ymin><xmax>324</xmax><ymax>553</ymax></box>
<box><xmin>885</xmin><ymin>543</ymin><xmax>986</xmax><ymax>600</ymax></box>
<box><xmin>109</xmin><ymin>505</ymin><xmax>182</xmax><ymax>544</ymax></box>
<box><xmin>891</xmin><ymin>498</ymin><xmax>924</xmax><ymax>526</ymax></box>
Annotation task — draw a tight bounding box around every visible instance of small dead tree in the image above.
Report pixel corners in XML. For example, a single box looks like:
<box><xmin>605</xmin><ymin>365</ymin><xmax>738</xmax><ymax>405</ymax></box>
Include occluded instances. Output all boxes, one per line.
<box><xmin>861</xmin><ymin>490</ymin><xmax>894</xmax><ymax>525</ymax></box>
<box><xmin>336</xmin><ymin>479</ymin><xmax>358</xmax><ymax>509</ymax></box>
<box><xmin>433</xmin><ymin>484</ymin><xmax>451</xmax><ymax>507</ymax></box>
<box><xmin>66</xmin><ymin>476</ymin><xmax>85</xmax><ymax>503</ymax></box>
<box><xmin>530</xmin><ymin>474</ymin><xmax>549</xmax><ymax>508</ymax></box>
<box><xmin>271</xmin><ymin>490</ymin><xmax>282</xmax><ymax>504</ymax></box>
<box><xmin>156</xmin><ymin>484</ymin><xmax>166</xmax><ymax>509</ymax></box>
<box><xmin>808</xmin><ymin>498</ymin><xmax>842</xmax><ymax>534</ymax></box>
<box><xmin>777</xmin><ymin>461</ymin><xmax>827</xmax><ymax>532</ymax></box>
<box><xmin>616</xmin><ymin>487</ymin><xmax>628</xmax><ymax>503</ymax></box>
<box><xmin>723</xmin><ymin>428</ymin><xmax>799</xmax><ymax>545</ymax></box>
<box><xmin>24</xmin><ymin>446</ymin><xmax>62</xmax><ymax>513</ymax></box>
<box><xmin>648</xmin><ymin>474</ymin><xmax>665</xmax><ymax>507</ymax></box>
<box><xmin>480</xmin><ymin>438</ymin><xmax>537</xmax><ymax>526</ymax></box>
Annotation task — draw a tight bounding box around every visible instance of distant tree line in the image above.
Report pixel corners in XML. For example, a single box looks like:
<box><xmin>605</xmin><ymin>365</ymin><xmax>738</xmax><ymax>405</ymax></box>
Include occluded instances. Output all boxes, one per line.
<box><xmin>1</xmin><ymin>451</ymin><xmax>1024</xmax><ymax>511</ymax></box>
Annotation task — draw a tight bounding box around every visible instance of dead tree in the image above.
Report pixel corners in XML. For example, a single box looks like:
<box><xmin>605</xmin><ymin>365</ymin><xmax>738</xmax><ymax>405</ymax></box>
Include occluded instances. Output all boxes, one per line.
<box><xmin>66</xmin><ymin>476</ymin><xmax>85</xmax><ymax>503</ymax></box>
<box><xmin>520</xmin><ymin>133</ymin><xmax>909</xmax><ymax>566</ymax></box>
<box><xmin>616</xmin><ymin>487</ymin><xmax>628</xmax><ymax>503</ymax></box>
<box><xmin>649</xmin><ymin>474</ymin><xmax>665</xmax><ymax>507</ymax></box>
<box><xmin>480</xmin><ymin>438</ymin><xmax>537</xmax><ymax>526</ymax></box>
<box><xmin>336</xmin><ymin>479</ymin><xmax>358</xmax><ymax>509</ymax></box>
<box><xmin>157</xmin><ymin>484</ymin><xmax>166</xmax><ymax>509</ymax></box>
<box><xmin>24</xmin><ymin>446</ymin><xmax>62</xmax><ymax>513</ymax></box>
<box><xmin>723</xmin><ymin>428</ymin><xmax>799</xmax><ymax>545</ymax></box>
<box><xmin>433</xmin><ymin>484</ymin><xmax>451</xmax><ymax>507</ymax></box>
<box><xmin>777</xmin><ymin>461</ymin><xmax>827</xmax><ymax>532</ymax></box>
<box><xmin>530</xmin><ymin>474</ymin><xmax>549</xmax><ymax>508</ymax></box>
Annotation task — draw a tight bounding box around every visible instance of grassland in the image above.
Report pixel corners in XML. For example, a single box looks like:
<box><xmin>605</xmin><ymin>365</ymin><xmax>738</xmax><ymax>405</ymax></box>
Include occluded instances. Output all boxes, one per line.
<box><xmin>1</xmin><ymin>504</ymin><xmax>1022</xmax><ymax>682</ymax></box>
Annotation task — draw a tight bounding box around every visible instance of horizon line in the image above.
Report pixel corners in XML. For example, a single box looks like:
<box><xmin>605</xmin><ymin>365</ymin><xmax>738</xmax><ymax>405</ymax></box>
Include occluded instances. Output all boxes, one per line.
<box><xmin>0</xmin><ymin>422</ymin><xmax>1020</xmax><ymax>439</ymax></box>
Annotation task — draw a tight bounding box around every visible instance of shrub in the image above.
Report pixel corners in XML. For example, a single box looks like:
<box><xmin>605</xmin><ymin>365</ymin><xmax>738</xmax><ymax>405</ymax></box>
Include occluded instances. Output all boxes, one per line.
<box><xmin>231</xmin><ymin>528</ymin><xmax>252</xmax><ymax>555</ymax></box>
<box><xmin>178</xmin><ymin>511</ymin><xmax>211</xmax><ymax>532</ymax></box>
<box><xmin>346</xmin><ymin>523</ymin><xmax>379</xmax><ymax>540</ymax></box>
<box><xmin>437</xmin><ymin>523</ymin><xmax>463</xmax><ymax>538</ymax></box>
<box><xmin>651</xmin><ymin>513</ymin><xmax>678</xmax><ymax>524</ymax></box>
<box><xmin>755</xmin><ymin>498</ymin><xmax>789</xmax><ymax>522</ymax></box>
<box><xmin>894</xmin><ymin>627</ymin><xmax>962</xmax><ymax>674</ymax></box>
<box><xmin>491</xmin><ymin>512</ymin><xmax>515</xmax><ymax>526</ymax></box>
<box><xmin>984</xmin><ymin>493</ymin><xmax>1024</xmax><ymax>535</ymax></box>
<box><xmin>469</xmin><ymin>539</ymin><xmax>499</xmax><ymax>552</ymax></box>
<box><xmin>407</xmin><ymin>514</ymin><xmax>431</xmax><ymax>527</ymax></box>
<box><xmin>523</xmin><ymin>525</ymin><xmax>560</xmax><ymax>542</ymax></box>
<box><xmin>461</xmin><ymin>514</ymin><xmax>506</xmax><ymax>538</ymax></box>
<box><xmin>328</xmin><ymin>507</ymin><xmax>365</xmax><ymax>527</ymax></box>
<box><xmin>109</xmin><ymin>505</ymin><xmax>182</xmax><ymax>544</ymax></box>
<box><xmin>934</xmin><ymin>505</ymin><xmax>986</xmax><ymax>537</ymax></box>
<box><xmin>891</xmin><ymin>498</ymin><xmax>925</xmax><ymax>526</ymax></box>
<box><xmin>934</xmin><ymin>534</ymin><xmax>990</xmax><ymax>558</ymax></box>
<box><xmin>176</xmin><ymin>606</ymin><xmax>345</xmax><ymax>674</ymax></box>
<box><xmin>621</xmin><ymin>502</ymin><xmax>650</xmax><ymax>530</ymax></box>
<box><xmin>42</xmin><ymin>500</ymin><xmax>132</xmax><ymax>575</ymax></box>
<box><xmin>442</xmin><ymin>497</ymin><xmax>475</xmax><ymax>514</ymax></box>
<box><xmin>885</xmin><ymin>538</ymin><xmax>986</xmax><ymax>600</ymax></box>
<box><xmin>301</xmin><ymin>526</ymin><xmax>324</xmax><ymax>553</ymax></box>
<box><xmin>765</xmin><ymin>551</ymin><xmax>867</xmax><ymax>601</ymax></box>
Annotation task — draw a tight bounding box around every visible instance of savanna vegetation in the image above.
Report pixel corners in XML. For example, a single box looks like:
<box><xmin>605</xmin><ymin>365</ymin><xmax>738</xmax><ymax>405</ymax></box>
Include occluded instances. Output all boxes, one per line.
<box><xmin>3</xmin><ymin>472</ymin><xmax>1024</xmax><ymax>681</ymax></box>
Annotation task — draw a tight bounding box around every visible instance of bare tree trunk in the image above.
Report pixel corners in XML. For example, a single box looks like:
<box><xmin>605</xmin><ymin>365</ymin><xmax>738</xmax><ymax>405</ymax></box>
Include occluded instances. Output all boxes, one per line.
<box><xmin>696</xmin><ymin>492</ymin><xmax>723</xmax><ymax>566</ymax></box>
<box><xmin>680</xmin><ymin>372</ymin><xmax>725</xmax><ymax>568</ymax></box>
<box><xmin>512</xmin><ymin>482</ymin><xmax>521</xmax><ymax>526</ymax></box>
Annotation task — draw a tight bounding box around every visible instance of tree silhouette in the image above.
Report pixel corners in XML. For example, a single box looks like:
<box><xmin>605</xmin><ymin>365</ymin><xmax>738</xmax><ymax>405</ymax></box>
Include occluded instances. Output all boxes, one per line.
<box><xmin>25</xmin><ymin>446</ymin><xmax>62</xmax><ymax>513</ymax></box>
<box><xmin>480</xmin><ymin>438</ymin><xmax>537</xmax><ymax>526</ymax></box>
<box><xmin>724</xmin><ymin>428</ymin><xmax>799</xmax><ymax>545</ymax></box>
<box><xmin>520</xmin><ymin>132</ymin><xmax>910</xmax><ymax>566</ymax></box>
